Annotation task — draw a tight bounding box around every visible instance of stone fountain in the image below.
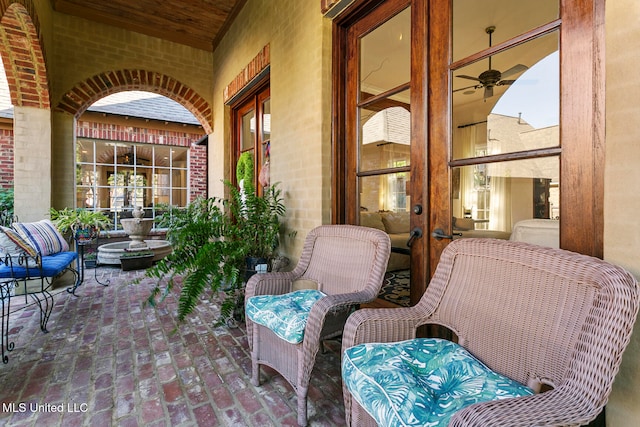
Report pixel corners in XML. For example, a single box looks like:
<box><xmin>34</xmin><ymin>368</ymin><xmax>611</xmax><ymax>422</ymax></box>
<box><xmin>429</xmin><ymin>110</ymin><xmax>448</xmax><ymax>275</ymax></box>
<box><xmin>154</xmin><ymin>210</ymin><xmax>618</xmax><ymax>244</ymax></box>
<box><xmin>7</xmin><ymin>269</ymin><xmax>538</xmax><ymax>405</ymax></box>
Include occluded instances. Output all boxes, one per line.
<box><xmin>97</xmin><ymin>207</ymin><xmax>172</xmax><ymax>265</ymax></box>
<box><xmin>120</xmin><ymin>206</ymin><xmax>154</xmax><ymax>249</ymax></box>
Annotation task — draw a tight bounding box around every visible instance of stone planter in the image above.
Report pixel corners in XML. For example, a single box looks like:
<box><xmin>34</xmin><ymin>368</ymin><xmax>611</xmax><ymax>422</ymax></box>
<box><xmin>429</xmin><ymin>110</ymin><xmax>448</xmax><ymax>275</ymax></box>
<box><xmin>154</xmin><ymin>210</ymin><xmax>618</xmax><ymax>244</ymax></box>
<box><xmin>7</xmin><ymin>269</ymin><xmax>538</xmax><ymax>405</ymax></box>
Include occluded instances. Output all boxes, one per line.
<box><xmin>120</xmin><ymin>253</ymin><xmax>154</xmax><ymax>271</ymax></box>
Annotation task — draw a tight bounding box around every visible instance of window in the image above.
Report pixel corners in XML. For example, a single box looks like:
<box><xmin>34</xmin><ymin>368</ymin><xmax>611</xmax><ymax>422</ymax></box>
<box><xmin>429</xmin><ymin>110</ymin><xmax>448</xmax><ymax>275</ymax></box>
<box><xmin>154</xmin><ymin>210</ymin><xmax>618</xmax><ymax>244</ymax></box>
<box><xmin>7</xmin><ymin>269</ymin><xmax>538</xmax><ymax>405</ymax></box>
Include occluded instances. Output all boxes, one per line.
<box><xmin>76</xmin><ymin>139</ymin><xmax>188</xmax><ymax>231</ymax></box>
<box><xmin>451</xmin><ymin>5</ymin><xmax>560</xmax><ymax>235</ymax></box>
<box><xmin>232</xmin><ymin>83</ymin><xmax>270</xmax><ymax>192</ymax></box>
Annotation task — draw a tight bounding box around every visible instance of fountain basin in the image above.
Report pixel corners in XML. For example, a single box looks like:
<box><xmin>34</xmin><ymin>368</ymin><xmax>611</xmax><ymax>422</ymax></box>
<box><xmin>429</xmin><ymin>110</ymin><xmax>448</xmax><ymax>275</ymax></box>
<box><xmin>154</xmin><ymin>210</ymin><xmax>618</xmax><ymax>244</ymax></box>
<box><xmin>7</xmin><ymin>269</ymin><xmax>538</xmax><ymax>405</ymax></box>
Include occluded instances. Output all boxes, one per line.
<box><xmin>97</xmin><ymin>240</ymin><xmax>172</xmax><ymax>265</ymax></box>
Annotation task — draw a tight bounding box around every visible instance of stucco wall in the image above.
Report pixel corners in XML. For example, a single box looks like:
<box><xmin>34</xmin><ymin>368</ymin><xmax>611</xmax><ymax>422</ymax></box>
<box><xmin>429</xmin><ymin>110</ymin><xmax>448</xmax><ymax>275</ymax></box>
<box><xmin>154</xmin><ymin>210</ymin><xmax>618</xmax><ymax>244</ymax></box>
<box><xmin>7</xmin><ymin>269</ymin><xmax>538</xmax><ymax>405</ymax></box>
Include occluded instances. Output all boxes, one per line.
<box><xmin>211</xmin><ymin>0</ymin><xmax>333</xmax><ymax>264</ymax></box>
<box><xmin>604</xmin><ymin>0</ymin><xmax>640</xmax><ymax>425</ymax></box>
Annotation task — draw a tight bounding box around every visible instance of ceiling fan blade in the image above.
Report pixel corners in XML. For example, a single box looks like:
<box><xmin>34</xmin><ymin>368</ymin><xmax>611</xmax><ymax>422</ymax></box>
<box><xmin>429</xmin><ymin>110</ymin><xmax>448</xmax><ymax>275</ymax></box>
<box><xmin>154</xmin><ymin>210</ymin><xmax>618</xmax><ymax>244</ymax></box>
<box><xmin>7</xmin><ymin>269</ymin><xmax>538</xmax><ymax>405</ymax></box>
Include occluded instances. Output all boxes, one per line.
<box><xmin>497</xmin><ymin>79</ymin><xmax>516</xmax><ymax>86</ymax></box>
<box><xmin>484</xmin><ymin>85</ymin><xmax>494</xmax><ymax>99</ymax></box>
<box><xmin>500</xmin><ymin>64</ymin><xmax>528</xmax><ymax>78</ymax></box>
<box><xmin>456</xmin><ymin>74</ymin><xmax>482</xmax><ymax>82</ymax></box>
<box><xmin>453</xmin><ymin>84</ymin><xmax>479</xmax><ymax>93</ymax></box>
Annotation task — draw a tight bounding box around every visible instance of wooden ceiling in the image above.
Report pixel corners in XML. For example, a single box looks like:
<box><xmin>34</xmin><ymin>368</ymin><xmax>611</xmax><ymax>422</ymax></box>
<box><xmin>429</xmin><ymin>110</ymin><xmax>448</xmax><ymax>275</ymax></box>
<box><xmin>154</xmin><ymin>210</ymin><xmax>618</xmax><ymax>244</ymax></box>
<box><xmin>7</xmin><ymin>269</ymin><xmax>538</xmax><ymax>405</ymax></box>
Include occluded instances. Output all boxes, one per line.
<box><xmin>50</xmin><ymin>0</ymin><xmax>247</xmax><ymax>51</ymax></box>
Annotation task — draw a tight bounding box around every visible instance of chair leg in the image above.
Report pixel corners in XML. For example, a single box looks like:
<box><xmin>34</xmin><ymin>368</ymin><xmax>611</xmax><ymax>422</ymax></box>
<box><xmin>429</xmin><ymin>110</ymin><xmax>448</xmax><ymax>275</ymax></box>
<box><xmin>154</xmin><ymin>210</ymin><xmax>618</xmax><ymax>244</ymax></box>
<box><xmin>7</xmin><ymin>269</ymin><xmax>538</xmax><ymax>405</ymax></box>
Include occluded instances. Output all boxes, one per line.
<box><xmin>297</xmin><ymin>387</ymin><xmax>308</xmax><ymax>427</ymax></box>
<box><xmin>251</xmin><ymin>359</ymin><xmax>260</xmax><ymax>386</ymax></box>
<box><xmin>29</xmin><ymin>289</ymin><xmax>53</xmax><ymax>333</ymax></box>
<box><xmin>251</xmin><ymin>322</ymin><xmax>261</xmax><ymax>386</ymax></box>
<box><xmin>1</xmin><ymin>281</ymin><xmax>15</xmax><ymax>363</ymax></box>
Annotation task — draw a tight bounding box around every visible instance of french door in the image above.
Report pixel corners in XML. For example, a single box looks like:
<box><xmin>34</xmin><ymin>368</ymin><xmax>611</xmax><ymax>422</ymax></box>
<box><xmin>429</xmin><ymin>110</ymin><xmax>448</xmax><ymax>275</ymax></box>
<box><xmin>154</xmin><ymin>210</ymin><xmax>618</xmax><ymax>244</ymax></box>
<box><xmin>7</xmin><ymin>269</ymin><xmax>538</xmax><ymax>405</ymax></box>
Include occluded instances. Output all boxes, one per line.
<box><xmin>334</xmin><ymin>0</ymin><xmax>604</xmax><ymax>304</ymax></box>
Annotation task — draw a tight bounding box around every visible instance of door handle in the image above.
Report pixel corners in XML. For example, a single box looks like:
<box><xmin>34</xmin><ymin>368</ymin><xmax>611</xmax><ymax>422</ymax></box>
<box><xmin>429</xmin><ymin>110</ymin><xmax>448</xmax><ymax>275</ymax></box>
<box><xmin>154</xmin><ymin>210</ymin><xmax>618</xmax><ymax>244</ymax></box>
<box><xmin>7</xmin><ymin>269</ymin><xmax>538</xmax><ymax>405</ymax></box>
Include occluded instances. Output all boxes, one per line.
<box><xmin>431</xmin><ymin>228</ymin><xmax>462</xmax><ymax>241</ymax></box>
<box><xmin>406</xmin><ymin>227</ymin><xmax>423</xmax><ymax>247</ymax></box>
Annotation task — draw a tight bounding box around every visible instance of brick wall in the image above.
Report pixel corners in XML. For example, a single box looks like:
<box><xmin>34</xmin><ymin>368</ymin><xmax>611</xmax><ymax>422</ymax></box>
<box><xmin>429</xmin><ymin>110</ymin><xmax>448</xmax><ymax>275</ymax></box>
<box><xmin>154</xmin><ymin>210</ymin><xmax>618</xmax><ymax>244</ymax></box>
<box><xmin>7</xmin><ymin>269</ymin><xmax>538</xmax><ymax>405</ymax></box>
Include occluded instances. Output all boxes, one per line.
<box><xmin>0</xmin><ymin>119</ymin><xmax>207</xmax><ymax>200</ymax></box>
<box><xmin>76</xmin><ymin>119</ymin><xmax>207</xmax><ymax>201</ymax></box>
<box><xmin>49</xmin><ymin>12</ymin><xmax>213</xmax><ymax>113</ymax></box>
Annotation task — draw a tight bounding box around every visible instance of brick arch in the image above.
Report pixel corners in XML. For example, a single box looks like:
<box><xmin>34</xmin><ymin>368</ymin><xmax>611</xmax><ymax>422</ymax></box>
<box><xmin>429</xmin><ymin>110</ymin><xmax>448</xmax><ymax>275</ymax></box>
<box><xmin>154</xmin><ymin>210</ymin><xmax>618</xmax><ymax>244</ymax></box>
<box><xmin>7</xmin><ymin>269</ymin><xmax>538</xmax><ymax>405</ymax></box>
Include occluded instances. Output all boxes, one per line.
<box><xmin>56</xmin><ymin>70</ymin><xmax>213</xmax><ymax>134</ymax></box>
<box><xmin>0</xmin><ymin>1</ymin><xmax>50</xmax><ymax>108</ymax></box>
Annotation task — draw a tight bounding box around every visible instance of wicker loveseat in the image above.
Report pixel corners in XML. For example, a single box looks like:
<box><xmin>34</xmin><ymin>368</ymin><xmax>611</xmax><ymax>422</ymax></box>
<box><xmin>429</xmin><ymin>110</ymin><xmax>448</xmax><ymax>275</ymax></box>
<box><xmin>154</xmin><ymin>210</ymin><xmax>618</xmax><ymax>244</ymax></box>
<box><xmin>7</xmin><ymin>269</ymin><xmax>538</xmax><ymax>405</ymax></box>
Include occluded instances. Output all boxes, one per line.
<box><xmin>342</xmin><ymin>238</ymin><xmax>639</xmax><ymax>426</ymax></box>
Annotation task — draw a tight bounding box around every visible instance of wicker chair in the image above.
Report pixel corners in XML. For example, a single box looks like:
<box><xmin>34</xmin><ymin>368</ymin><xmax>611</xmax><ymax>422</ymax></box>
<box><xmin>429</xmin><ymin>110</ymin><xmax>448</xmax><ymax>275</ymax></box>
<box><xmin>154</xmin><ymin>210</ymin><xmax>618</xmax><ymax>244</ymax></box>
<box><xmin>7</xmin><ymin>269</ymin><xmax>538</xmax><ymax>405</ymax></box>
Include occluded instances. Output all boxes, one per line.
<box><xmin>342</xmin><ymin>238</ymin><xmax>639</xmax><ymax>427</ymax></box>
<box><xmin>245</xmin><ymin>225</ymin><xmax>391</xmax><ymax>426</ymax></box>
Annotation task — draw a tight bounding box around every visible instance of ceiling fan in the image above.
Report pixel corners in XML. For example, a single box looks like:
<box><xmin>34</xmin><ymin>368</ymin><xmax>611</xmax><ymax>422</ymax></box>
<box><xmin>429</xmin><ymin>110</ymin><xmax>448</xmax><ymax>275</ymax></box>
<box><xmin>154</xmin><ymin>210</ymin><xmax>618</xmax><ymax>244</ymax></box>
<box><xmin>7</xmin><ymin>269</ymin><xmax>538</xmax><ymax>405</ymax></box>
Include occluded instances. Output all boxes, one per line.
<box><xmin>455</xmin><ymin>26</ymin><xmax>528</xmax><ymax>99</ymax></box>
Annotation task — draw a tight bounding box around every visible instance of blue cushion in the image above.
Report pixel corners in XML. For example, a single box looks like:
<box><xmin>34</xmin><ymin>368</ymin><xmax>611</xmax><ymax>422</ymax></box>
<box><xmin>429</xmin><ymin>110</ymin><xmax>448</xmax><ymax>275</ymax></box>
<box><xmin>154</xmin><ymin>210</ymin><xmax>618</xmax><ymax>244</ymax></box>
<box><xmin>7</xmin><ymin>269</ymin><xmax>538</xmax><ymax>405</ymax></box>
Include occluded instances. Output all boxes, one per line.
<box><xmin>342</xmin><ymin>338</ymin><xmax>534</xmax><ymax>427</ymax></box>
<box><xmin>246</xmin><ymin>289</ymin><xmax>326</xmax><ymax>344</ymax></box>
<box><xmin>0</xmin><ymin>251</ymin><xmax>77</xmax><ymax>279</ymax></box>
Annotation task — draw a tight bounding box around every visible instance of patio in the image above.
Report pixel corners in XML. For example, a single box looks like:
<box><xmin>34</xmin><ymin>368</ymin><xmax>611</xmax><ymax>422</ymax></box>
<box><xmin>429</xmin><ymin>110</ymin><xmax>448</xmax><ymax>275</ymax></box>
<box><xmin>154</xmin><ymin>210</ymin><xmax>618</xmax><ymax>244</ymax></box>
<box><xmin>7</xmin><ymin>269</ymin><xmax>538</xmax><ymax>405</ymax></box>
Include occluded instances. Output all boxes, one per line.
<box><xmin>0</xmin><ymin>267</ymin><xmax>346</xmax><ymax>426</ymax></box>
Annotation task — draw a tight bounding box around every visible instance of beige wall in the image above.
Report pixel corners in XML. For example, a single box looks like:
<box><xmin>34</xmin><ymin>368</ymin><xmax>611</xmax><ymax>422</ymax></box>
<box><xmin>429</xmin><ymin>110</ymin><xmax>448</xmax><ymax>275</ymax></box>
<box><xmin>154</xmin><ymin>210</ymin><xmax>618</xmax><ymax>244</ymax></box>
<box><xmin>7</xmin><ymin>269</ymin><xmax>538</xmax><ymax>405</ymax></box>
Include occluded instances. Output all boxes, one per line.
<box><xmin>604</xmin><ymin>0</ymin><xmax>640</xmax><ymax>425</ymax></box>
<box><xmin>13</xmin><ymin>106</ymin><xmax>51</xmax><ymax>221</ymax></box>
<box><xmin>210</xmin><ymin>0</ymin><xmax>333</xmax><ymax>264</ymax></box>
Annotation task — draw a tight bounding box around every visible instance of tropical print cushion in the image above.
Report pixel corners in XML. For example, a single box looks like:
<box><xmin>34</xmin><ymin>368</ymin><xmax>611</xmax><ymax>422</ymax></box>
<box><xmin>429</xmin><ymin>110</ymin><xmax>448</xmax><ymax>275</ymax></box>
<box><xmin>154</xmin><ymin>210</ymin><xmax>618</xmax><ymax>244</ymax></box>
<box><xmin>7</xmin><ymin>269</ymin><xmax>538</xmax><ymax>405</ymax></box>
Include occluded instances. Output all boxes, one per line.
<box><xmin>343</xmin><ymin>338</ymin><xmax>534</xmax><ymax>427</ymax></box>
<box><xmin>246</xmin><ymin>289</ymin><xmax>326</xmax><ymax>344</ymax></box>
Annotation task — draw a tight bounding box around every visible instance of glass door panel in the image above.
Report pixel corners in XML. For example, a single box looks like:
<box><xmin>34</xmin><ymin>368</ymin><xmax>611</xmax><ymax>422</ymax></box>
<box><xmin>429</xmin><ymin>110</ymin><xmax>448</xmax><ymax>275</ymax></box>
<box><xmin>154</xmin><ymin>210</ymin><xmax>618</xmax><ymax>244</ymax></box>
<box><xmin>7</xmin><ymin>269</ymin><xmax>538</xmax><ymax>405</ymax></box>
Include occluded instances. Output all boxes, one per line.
<box><xmin>354</xmin><ymin>3</ymin><xmax>412</xmax><ymax>301</ymax></box>
<box><xmin>359</xmin><ymin>172</ymin><xmax>410</xmax><ymax>213</ymax></box>
<box><xmin>452</xmin><ymin>0</ymin><xmax>559</xmax><ymax>62</ymax></box>
<box><xmin>240</xmin><ymin>108</ymin><xmax>255</xmax><ymax>152</ymax></box>
<box><xmin>359</xmin><ymin>90</ymin><xmax>411</xmax><ymax>172</ymax></box>
<box><xmin>453</xmin><ymin>32</ymin><xmax>559</xmax><ymax>160</ymax></box>
<box><xmin>450</xmin><ymin>0</ymin><xmax>561</xmax><ymax>248</ymax></box>
<box><xmin>452</xmin><ymin>156</ymin><xmax>559</xmax><ymax>240</ymax></box>
<box><xmin>359</xmin><ymin>7</ymin><xmax>411</xmax><ymax>97</ymax></box>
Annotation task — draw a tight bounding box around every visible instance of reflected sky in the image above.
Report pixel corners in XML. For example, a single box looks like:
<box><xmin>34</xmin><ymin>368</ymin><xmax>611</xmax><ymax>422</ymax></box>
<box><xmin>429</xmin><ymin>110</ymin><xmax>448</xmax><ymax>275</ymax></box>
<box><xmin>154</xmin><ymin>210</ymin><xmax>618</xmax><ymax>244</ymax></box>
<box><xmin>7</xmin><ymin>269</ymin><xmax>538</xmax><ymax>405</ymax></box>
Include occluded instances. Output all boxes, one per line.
<box><xmin>492</xmin><ymin>51</ymin><xmax>559</xmax><ymax>129</ymax></box>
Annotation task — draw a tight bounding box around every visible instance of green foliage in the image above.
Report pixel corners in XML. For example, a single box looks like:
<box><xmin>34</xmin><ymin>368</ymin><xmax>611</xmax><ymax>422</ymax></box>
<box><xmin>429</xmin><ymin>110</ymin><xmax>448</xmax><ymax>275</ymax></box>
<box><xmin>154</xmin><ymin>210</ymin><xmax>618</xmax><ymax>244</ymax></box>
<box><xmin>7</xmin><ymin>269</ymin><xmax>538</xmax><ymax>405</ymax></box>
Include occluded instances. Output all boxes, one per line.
<box><xmin>139</xmin><ymin>182</ymin><xmax>288</xmax><ymax>326</ymax></box>
<box><xmin>0</xmin><ymin>188</ymin><xmax>13</xmax><ymax>212</ymax></box>
<box><xmin>236</xmin><ymin>151</ymin><xmax>254</xmax><ymax>183</ymax></box>
<box><xmin>227</xmin><ymin>181</ymin><xmax>286</xmax><ymax>260</ymax></box>
<box><xmin>140</xmin><ymin>196</ymin><xmax>247</xmax><ymax>324</ymax></box>
<box><xmin>0</xmin><ymin>188</ymin><xmax>13</xmax><ymax>226</ymax></box>
<box><xmin>50</xmin><ymin>207</ymin><xmax>113</xmax><ymax>236</ymax></box>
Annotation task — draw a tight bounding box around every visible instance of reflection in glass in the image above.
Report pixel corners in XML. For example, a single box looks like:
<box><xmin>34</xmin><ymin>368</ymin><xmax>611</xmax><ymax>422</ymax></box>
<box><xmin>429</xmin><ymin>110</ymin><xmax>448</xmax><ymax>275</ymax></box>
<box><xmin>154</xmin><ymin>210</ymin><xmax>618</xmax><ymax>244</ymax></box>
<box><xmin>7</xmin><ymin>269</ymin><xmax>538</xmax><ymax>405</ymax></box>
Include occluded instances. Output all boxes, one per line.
<box><xmin>453</xmin><ymin>32</ymin><xmax>558</xmax><ymax>160</ymax></box>
<box><xmin>360</xmin><ymin>7</ymin><xmax>410</xmax><ymax>97</ymax></box>
<box><xmin>451</xmin><ymin>156</ymin><xmax>559</xmax><ymax>234</ymax></box>
<box><xmin>360</xmin><ymin>105</ymin><xmax>410</xmax><ymax>172</ymax></box>
<box><xmin>359</xmin><ymin>88</ymin><xmax>411</xmax><ymax>173</ymax></box>
<box><xmin>262</xmin><ymin>98</ymin><xmax>271</xmax><ymax>141</ymax></box>
<box><xmin>241</xmin><ymin>109</ymin><xmax>255</xmax><ymax>151</ymax></box>
<box><xmin>359</xmin><ymin>172</ymin><xmax>410</xmax><ymax>214</ymax></box>
<box><xmin>452</xmin><ymin>0</ymin><xmax>558</xmax><ymax>62</ymax></box>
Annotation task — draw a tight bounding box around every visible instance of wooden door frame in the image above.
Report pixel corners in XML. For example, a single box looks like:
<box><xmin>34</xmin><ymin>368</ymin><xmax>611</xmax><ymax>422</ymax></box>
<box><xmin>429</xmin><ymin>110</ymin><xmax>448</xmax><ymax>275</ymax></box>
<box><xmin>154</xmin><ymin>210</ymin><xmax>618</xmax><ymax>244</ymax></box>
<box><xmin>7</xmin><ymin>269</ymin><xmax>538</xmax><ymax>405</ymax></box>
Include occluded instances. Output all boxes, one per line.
<box><xmin>332</xmin><ymin>0</ymin><xmax>429</xmax><ymax>305</ymax></box>
<box><xmin>427</xmin><ymin>0</ymin><xmax>605</xmax><ymax>264</ymax></box>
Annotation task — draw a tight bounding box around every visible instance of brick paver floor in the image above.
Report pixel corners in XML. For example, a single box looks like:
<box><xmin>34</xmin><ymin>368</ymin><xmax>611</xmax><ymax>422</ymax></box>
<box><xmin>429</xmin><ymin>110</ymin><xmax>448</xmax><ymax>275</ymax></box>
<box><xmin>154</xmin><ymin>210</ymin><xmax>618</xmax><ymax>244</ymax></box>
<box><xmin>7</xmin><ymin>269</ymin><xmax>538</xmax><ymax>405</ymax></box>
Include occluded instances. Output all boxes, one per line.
<box><xmin>0</xmin><ymin>267</ymin><xmax>346</xmax><ymax>426</ymax></box>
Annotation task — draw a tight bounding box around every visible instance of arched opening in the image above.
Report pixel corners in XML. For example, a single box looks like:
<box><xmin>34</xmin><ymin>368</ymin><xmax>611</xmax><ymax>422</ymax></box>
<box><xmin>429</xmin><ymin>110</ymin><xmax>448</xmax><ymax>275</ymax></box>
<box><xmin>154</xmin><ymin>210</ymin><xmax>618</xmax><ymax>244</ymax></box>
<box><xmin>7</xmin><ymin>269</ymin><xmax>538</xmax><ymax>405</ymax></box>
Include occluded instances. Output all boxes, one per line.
<box><xmin>76</xmin><ymin>90</ymin><xmax>207</xmax><ymax>231</ymax></box>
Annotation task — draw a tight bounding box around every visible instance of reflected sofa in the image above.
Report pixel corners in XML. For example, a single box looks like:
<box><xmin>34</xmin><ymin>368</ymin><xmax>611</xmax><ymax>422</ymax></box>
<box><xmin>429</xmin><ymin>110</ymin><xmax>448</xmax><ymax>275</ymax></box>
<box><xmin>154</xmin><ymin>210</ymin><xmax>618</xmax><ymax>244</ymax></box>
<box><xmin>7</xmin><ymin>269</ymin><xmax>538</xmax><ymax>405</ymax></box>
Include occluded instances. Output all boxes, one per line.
<box><xmin>360</xmin><ymin>211</ymin><xmax>410</xmax><ymax>272</ymax></box>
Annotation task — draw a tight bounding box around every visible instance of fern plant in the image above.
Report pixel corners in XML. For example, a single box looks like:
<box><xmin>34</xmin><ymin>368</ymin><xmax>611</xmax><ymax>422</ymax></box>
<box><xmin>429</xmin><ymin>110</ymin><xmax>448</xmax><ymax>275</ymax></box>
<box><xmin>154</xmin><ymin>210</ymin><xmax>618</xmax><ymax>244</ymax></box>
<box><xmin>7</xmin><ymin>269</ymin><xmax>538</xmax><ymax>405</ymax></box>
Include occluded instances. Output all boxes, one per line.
<box><xmin>140</xmin><ymin>181</ymin><xmax>287</xmax><ymax>326</ymax></box>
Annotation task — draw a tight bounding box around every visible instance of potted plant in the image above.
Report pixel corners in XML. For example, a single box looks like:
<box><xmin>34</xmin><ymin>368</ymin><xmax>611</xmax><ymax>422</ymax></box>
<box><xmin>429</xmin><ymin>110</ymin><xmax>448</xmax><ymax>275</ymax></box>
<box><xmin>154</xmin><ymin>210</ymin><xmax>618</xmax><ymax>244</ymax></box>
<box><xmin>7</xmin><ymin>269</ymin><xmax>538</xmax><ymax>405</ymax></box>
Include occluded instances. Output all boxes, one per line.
<box><xmin>120</xmin><ymin>249</ymin><xmax>154</xmax><ymax>271</ymax></box>
<box><xmin>84</xmin><ymin>250</ymin><xmax>98</xmax><ymax>269</ymax></box>
<box><xmin>138</xmin><ymin>181</ymin><xmax>288</xmax><ymax>326</ymax></box>
<box><xmin>50</xmin><ymin>207</ymin><xmax>112</xmax><ymax>243</ymax></box>
<box><xmin>226</xmin><ymin>178</ymin><xmax>286</xmax><ymax>279</ymax></box>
